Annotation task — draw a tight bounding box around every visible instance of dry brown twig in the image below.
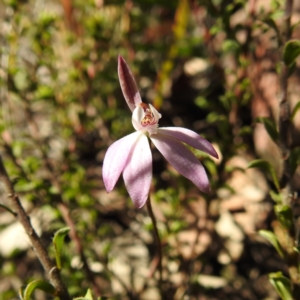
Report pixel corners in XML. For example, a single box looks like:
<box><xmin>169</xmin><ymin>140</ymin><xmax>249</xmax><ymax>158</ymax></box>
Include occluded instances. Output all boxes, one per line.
<box><xmin>0</xmin><ymin>155</ymin><xmax>71</xmax><ymax>299</ymax></box>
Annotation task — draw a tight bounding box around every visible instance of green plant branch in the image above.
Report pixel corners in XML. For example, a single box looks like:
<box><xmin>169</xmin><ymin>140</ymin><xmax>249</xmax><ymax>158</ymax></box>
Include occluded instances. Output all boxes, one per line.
<box><xmin>3</xmin><ymin>133</ymin><xmax>102</xmax><ymax>297</ymax></box>
<box><xmin>0</xmin><ymin>155</ymin><xmax>71</xmax><ymax>300</ymax></box>
<box><xmin>22</xmin><ymin>98</ymin><xmax>102</xmax><ymax>297</ymax></box>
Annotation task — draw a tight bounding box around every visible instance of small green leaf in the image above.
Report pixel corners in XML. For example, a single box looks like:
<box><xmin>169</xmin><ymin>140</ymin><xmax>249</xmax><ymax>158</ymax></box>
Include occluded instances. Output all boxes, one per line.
<box><xmin>14</xmin><ymin>178</ymin><xmax>43</xmax><ymax>193</ymax></box>
<box><xmin>269</xmin><ymin>190</ymin><xmax>283</xmax><ymax>204</ymax></box>
<box><xmin>269</xmin><ymin>272</ymin><xmax>293</xmax><ymax>300</ymax></box>
<box><xmin>19</xmin><ymin>286</ymin><xmax>25</xmax><ymax>300</ymax></box>
<box><xmin>35</xmin><ymin>85</ymin><xmax>54</xmax><ymax>100</ymax></box>
<box><xmin>11</xmin><ymin>141</ymin><xmax>26</xmax><ymax>158</ymax></box>
<box><xmin>283</xmin><ymin>39</ymin><xmax>300</xmax><ymax>66</ymax></box>
<box><xmin>294</xmin><ymin>246</ymin><xmax>300</xmax><ymax>253</ymax></box>
<box><xmin>255</xmin><ymin>117</ymin><xmax>278</xmax><ymax>143</ymax></box>
<box><xmin>262</xmin><ymin>17</ymin><xmax>279</xmax><ymax>35</ymax></box>
<box><xmin>222</xmin><ymin>39</ymin><xmax>240</xmax><ymax>54</ymax></box>
<box><xmin>289</xmin><ymin>147</ymin><xmax>300</xmax><ymax>175</ymax></box>
<box><xmin>20</xmin><ymin>280</ymin><xmax>55</xmax><ymax>300</ymax></box>
<box><xmin>195</xmin><ymin>96</ymin><xmax>209</xmax><ymax>109</ymax></box>
<box><xmin>53</xmin><ymin>227</ymin><xmax>70</xmax><ymax>269</ymax></box>
<box><xmin>73</xmin><ymin>288</ymin><xmax>108</xmax><ymax>300</ymax></box>
<box><xmin>274</xmin><ymin>205</ymin><xmax>293</xmax><ymax>230</ymax></box>
<box><xmin>84</xmin><ymin>289</ymin><xmax>93</xmax><ymax>300</ymax></box>
<box><xmin>248</xmin><ymin>159</ymin><xmax>280</xmax><ymax>191</ymax></box>
<box><xmin>290</xmin><ymin>101</ymin><xmax>300</xmax><ymax>121</ymax></box>
<box><xmin>203</xmin><ymin>158</ymin><xmax>217</xmax><ymax>176</ymax></box>
<box><xmin>259</xmin><ymin>230</ymin><xmax>285</xmax><ymax>258</ymax></box>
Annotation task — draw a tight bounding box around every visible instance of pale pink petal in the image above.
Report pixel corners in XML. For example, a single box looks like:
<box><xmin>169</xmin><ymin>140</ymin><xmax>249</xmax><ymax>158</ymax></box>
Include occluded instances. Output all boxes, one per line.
<box><xmin>157</xmin><ymin>127</ymin><xmax>218</xmax><ymax>158</ymax></box>
<box><xmin>148</xmin><ymin>104</ymin><xmax>162</xmax><ymax>121</ymax></box>
<box><xmin>118</xmin><ymin>56</ymin><xmax>142</xmax><ymax>112</ymax></box>
<box><xmin>151</xmin><ymin>133</ymin><xmax>210</xmax><ymax>193</ymax></box>
<box><xmin>132</xmin><ymin>106</ymin><xmax>146</xmax><ymax>132</ymax></box>
<box><xmin>123</xmin><ymin>134</ymin><xmax>152</xmax><ymax>208</ymax></box>
<box><xmin>103</xmin><ymin>131</ymin><xmax>141</xmax><ymax>192</ymax></box>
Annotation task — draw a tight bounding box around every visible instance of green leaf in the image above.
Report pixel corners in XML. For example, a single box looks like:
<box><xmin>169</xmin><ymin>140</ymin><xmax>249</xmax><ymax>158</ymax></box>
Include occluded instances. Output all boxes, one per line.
<box><xmin>19</xmin><ymin>286</ymin><xmax>25</xmax><ymax>300</ymax></box>
<box><xmin>247</xmin><ymin>159</ymin><xmax>280</xmax><ymax>191</ymax></box>
<box><xmin>262</xmin><ymin>17</ymin><xmax>279</xmax><ymax>36</ymax></box>
<box><xmin>289</xmin><ymin>147</ymin><xmax>300</xmax><ymax>175</ymax></box>
<box><xmin>255</xmin><ymin>117</ymin><xmax>278</xmax><ymax>143</ymax></box>
<box><xmin>14</xmin><ymin>178</ymin><xmax>43</xmax><ymax>193</ymax></box>
<box><xmin>283</xmin><ymin>39</ymin><xmax>300</xmax><ymax>66</ymax></box>
<box><xmin>294</xmin><ymin>246</ymin><xmax>300</xmax><ymax>253</ymax></box>
<box><xmin>203</xmin><ymin>158</ymin><xmax>217</xmax><ymax>176</ymax></box>
<box><xmin>73</xmin><ymin>289</ymin><xmax>93</xmax><ymax>300</ymax></box>
<box><xmin>274</xmin><ymin>205</ymin><xmax>293</xmax><ymax>230</ymax></box>
<box><xmin>269</xmin><ymin>272</ymin><xmax>293</xmax><ymax>300</ymax></box>
<box><xmin>73</xmin><ymin>288</ymin><xmax>109</xmax><ymax>300</ymax></box>
<box><xmin>269</xmin><ymin>190</ymin><xmax>283</xmax><ymax>204</ymax></box>
<box><xmin>290</xmin><ymin>101</ymin><xmax>300</xmax><ymax>121</ymax></box>
<box><xmin>35</xmin><ymin>85</ymin><xmax>54</xmax><ymax>100</ymax></box>
<box><xmin>195</xmin><ymin>96</ymin><xmax>209</xmax><ymax>109</ymax></box>
<box><xmin>259</xmin><ymin>230</ymin><xmax>285</xmax><ymax>258</ymax></box>
<box><xmin>11</xmin><ymin>141</ymin><xmax>26</xmax><ymax>158</ymax></box>
<box><xmin>173</xmin><ymin>0</ymin><xmax>189</xmax><ymax>40</ymax></box>
<box><xmin>84</xmin><ymin>289</ymin><xmax>93</xmax><ymax>300</ymax></box>
<box><xmin>53</xmin><ymin>227</ymin><xmax>70</xmax><ymax>269</ymax></box>
<box><xmin>19</xmin><ymin>280</ymin><xmax>55</xmax><ymax>300</ymax></box>
<box><xmin>222</xmin><ymin>39</ymin><xmax>240</xmax><ymax>54</ymax></box>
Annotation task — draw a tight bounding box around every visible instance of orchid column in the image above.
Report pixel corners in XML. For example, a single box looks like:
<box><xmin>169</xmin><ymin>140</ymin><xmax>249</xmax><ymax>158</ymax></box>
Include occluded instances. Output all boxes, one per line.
<box><xmin>103</xmin><ymin>56</ymin><xmax>218</xmax><ymax>280</ymax></box>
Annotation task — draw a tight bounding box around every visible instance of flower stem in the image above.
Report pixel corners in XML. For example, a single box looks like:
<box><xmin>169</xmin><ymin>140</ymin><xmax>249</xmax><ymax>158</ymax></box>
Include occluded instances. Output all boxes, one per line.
<box><xmin>146</xmin><ymin>197</ymin><xmax>162</xmax><ymax>285</ymax></box>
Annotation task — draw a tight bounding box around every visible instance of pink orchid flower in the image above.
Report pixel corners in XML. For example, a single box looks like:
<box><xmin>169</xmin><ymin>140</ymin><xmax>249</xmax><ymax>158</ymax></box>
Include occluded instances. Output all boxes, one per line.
<box><xmin>103</xmin><ymin>56</ymin><xmax>218</xmax><ymax>208</ymax></box>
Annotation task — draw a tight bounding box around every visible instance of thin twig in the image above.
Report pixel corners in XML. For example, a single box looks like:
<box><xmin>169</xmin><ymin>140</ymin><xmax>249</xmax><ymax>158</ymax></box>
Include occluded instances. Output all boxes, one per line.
<box><xmin>146</xmin><ymin>197</ymin><xmax>162</xmax><ymax>285</ymax></box>
<box><xmin>0</xmin><ymin>155</ymin><xmax>71</xmax><ymax>300</ymax></box>
<box><xmin>58</xmin><ymin>202</ymin><xmax>102</xmax><ymax>296</ymax></box>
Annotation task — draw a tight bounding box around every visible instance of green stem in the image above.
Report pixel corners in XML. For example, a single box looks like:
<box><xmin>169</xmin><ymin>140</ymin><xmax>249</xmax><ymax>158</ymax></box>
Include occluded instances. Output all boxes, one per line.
<box><xmin>146</xmin><ymin>197</ymin><xmax>162</xmax><ymax>285</ymax></box>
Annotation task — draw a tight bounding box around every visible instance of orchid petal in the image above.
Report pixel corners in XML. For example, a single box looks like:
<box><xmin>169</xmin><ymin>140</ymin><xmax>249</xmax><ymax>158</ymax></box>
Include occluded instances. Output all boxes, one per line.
<box><xmin>103</xmin><ymin>131</ymin><xmax>141</xmax><ymax>192</ymax></box>
<box><xmin>118</xmin><ymin>56</ymin><xmax>142</xmax><ymax>112</ymax></box>
<box><xmin>151</xmin><ymin>133</ymin><xmax>210</xmax><ymax>193</ymax></box>
<box><xmin>157</xmin><ymin>127</ymin><xmax>218</xmax><ymax>158</ymax></box>
<box><xmin>132</xmin><ymin>105</ymin><xmax>145</xmax><ymax>132</ymax></box>
<box><xmin>148</xmin><ymin>104</ymin><xmax>162</xmax><ymax>121</ymax></box>
<box><xmin>123</xmin><ymin>134</ymin><xmax>152</xmax><ymax>208</ymax></box>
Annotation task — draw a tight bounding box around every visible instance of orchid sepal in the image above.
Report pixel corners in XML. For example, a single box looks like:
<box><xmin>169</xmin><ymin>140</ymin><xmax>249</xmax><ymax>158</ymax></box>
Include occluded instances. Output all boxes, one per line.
<box><xmin>157</xmin><ymin>127</ymin><xmax>218</xmax><ymax>159</ymax></box>
<box><xmin>102</xmin><ymin>131</ymin><xmax>142</xmax><ymax>193</ymax></box>
<box><xmin>151</xmin><ymin>133</ymin><xmax>211</xmax><ymax>193</ymax></box>
<box><xmin>118</xmin><ymin>55</ymin><xmax>142</xmax><ymax>112</ymax></box>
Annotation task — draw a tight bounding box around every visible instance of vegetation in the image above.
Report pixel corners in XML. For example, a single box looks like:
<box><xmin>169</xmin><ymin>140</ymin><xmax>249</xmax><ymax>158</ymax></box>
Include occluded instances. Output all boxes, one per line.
<box><xmin>0</xmin><ymin>0</ymin><xmax>300</xmax><ymax>299</ymax></box>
